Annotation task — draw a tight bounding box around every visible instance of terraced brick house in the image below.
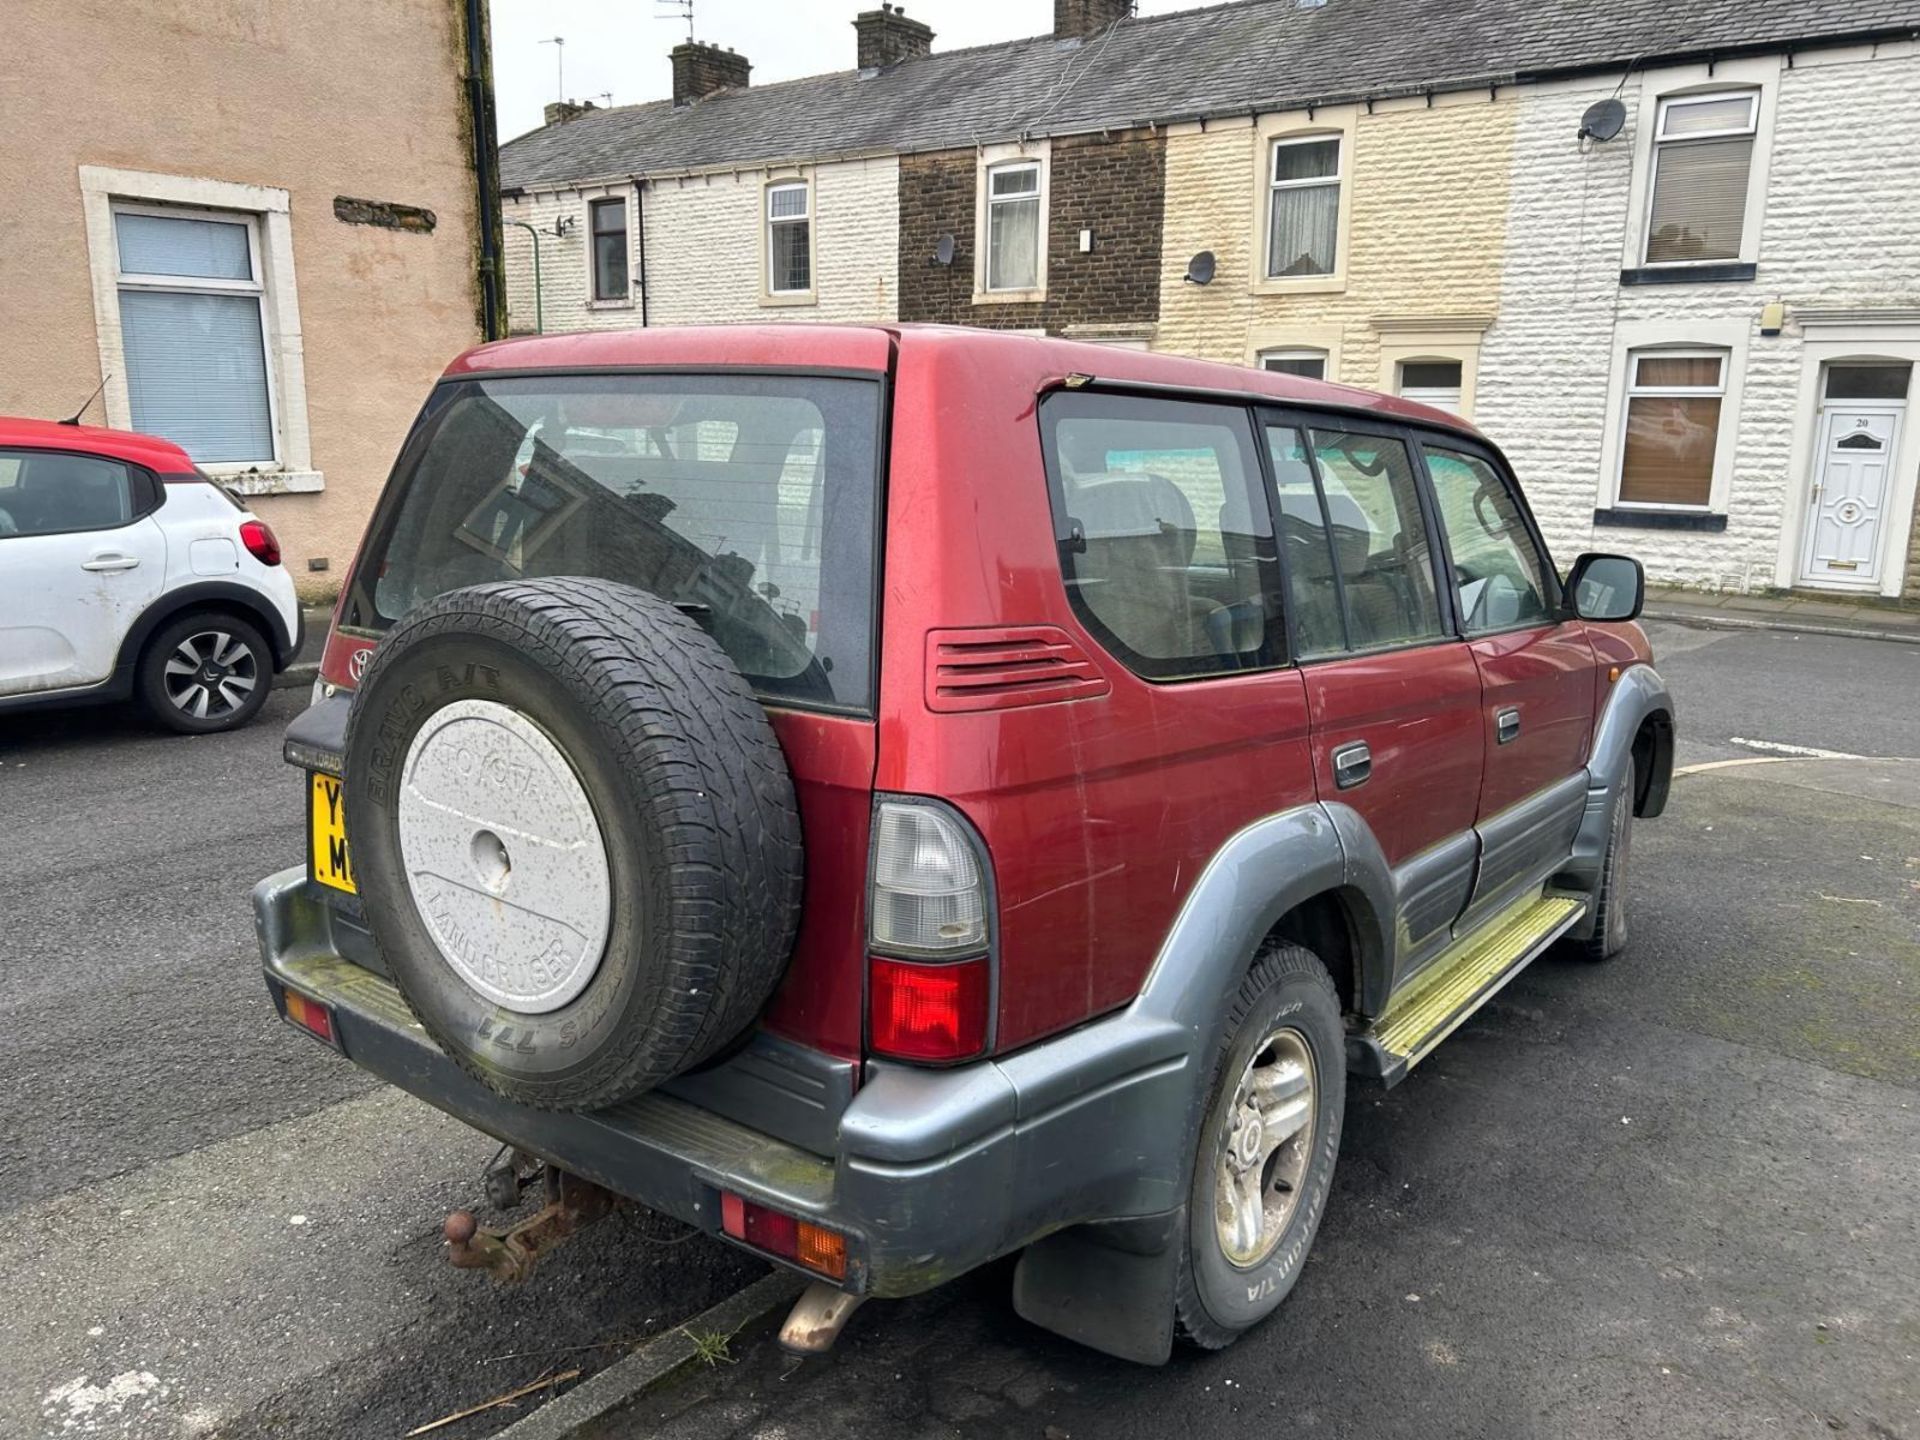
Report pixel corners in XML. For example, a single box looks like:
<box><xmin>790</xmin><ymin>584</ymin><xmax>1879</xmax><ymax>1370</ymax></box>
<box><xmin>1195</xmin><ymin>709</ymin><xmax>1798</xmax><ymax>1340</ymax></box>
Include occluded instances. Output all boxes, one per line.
<box><xmin>500</xmin><ymin>0</ymin><xmax>1920</xmax><ymax>600</ymax></box>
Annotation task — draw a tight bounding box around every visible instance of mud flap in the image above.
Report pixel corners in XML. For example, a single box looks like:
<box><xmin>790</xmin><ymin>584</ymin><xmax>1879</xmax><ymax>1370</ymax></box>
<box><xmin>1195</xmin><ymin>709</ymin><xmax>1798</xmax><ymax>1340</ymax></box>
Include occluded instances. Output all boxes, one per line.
<box><xmin>1010</xmin><ymin>1209</ymin><xmax>1183</xmax><ymax>1365</ymax></box>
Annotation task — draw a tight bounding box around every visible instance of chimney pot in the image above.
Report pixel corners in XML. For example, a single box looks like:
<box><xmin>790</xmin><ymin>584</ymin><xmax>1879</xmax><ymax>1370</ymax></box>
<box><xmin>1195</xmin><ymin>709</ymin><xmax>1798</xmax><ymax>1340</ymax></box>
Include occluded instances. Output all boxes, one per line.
<box><xmin>1053</xmin><ymin>0</ymin><xmax>1132</xmax><ymax>39</ymax></box>
<box><xmin>669</xmin><ymin>40</ymin><xmax>751</xmax><ymax>106</ymax></box>
<box><xmin>853</xmin><ymin>4</ymin><xmax>934</xmax><ymax>69</ymax></box>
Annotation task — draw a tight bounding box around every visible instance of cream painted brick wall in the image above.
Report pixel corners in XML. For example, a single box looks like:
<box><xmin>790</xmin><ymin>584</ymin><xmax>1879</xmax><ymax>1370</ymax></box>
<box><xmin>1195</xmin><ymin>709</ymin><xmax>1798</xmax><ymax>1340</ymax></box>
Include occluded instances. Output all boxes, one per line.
<box><xmin>503</xmin><ymin>157</ymin><xmax>898</xmax><ymax>334</ymax></box>
<box><xmin>1156</xmin><ymin>98</ymin><xmax>1518</xmax><ymax>385</ymax></box>
<box><xmin>1479</xmin><ymin>52</ymin><xmax>1920</xmax><ymax>592</ymax></box>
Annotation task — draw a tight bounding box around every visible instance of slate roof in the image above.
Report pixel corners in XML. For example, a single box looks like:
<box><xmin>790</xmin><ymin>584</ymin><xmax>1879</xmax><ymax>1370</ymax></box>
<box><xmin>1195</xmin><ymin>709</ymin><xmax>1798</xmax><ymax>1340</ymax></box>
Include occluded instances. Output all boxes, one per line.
<box><xmin>499</xmin><ymin>0</ymin><xmax>1920</xmax><ymax>190</ymax></box>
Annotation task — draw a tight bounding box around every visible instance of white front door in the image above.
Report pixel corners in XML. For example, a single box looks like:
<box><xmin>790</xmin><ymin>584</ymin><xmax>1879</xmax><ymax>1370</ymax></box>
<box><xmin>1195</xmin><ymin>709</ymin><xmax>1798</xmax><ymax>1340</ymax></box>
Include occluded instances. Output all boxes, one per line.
<box><xmin>1799</xmin><ymin>406</ymin><xmax>1901</xmax><ymax>588</ymax></box>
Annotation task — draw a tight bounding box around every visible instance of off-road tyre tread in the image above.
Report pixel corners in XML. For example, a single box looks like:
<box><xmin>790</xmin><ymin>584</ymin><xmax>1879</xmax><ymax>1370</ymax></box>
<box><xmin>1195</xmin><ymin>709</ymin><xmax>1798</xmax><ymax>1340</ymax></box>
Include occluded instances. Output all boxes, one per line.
<box><xmin>345</xmin><ymin>577</ymin><xmax>803</xmax><ymax>1109</ymax></box>
<box><xmin>1576</xmin><ymin>754</ymin><xmax>1636</xmax><ymax>963</ymax></box>
<box><xmin>1174</xmin><ymin>942</ymin><xmax>1342</xmax><ymax>1350</ymax></box>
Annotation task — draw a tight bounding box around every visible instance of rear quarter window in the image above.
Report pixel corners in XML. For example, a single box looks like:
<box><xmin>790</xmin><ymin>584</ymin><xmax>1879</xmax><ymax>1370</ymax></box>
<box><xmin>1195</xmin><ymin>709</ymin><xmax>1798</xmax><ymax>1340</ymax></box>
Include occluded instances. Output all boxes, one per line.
<box><xmin>350</xmin><ymin>372</ymin><xmax>883</xmax><ymax>712</ymax></box>
<box><xmin>1039</xmin><ymin>391</ymin><xmax>1284</xmax><ymax>680</ymax></box>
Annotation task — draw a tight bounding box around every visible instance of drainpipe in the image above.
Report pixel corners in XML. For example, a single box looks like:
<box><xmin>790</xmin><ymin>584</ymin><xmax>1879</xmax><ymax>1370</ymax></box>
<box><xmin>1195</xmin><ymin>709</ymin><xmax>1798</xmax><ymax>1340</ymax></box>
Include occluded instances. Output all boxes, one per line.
<box><xmin>505</xmin><ymin>218</ymin><xmax>543</xmax><ymax>333</ymax></box>
<box><xmin>631</xmin><ymin>175</ymin><xmax>649</xmax><ymax>327</ymax></box>
<box><xmin>465</xmin><ymin>0</ymin><xmax>504</xmax><ymax>339</ymax></box>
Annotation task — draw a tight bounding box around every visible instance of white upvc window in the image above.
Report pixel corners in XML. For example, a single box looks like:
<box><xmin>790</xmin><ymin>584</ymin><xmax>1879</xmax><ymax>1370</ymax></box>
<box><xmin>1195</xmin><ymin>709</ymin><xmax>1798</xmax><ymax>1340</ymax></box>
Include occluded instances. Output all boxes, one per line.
<box><xmin>1617</xmin><ymin>348</ymin><xmax>1728</xmax><ymax>508</ymax></box>
<box><xmin>79</xmin><ymin>166</ymin><xmax>318</xmax><ymax>492</ymax></box>
<box><xmin>985</xmin><ymin>160</ymin><xmax>1042</xmax><ymax>293</ymax></box>
<box><xmin>1267</xmin><ymin>135</ymin><xmax>1341</xmax><ymax>279</ymax></box>
<box><xmin>1644</xmin><ymin>90</ymin><xmax>1759</xmax><ymax>266</ymax></box>
<box><xmin>766</xmin><ymin>181</ymin><xmax>812</xmax><ymax>297</ymax></box>
<box><xmin>1397</xmin><ymin>358</ymin><xmax>1465</xmax><ymax>414</ymax></box>
<box><xmin>112</xmin><ymin>204</ymin><xmax>277</xmax><ymax>466</ymax></box>
<box><xmin>1258</xmin><ymin>348</ymin><xmax>1328</xmax><ymax>380</ymax></box>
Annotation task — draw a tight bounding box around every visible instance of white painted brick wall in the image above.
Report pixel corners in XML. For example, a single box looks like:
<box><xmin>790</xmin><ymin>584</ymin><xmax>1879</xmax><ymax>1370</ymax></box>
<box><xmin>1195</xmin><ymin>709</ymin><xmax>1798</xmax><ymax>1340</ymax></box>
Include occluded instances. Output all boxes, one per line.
<box><xmin>1478</xmin><ymin>51</ymin><xmax>1920</xmax><ymax>592</ymax></box>
<box><xmin>502</xmin><ymin>156</ymin><xmax>898</xmax><ymax>334</ymax></box>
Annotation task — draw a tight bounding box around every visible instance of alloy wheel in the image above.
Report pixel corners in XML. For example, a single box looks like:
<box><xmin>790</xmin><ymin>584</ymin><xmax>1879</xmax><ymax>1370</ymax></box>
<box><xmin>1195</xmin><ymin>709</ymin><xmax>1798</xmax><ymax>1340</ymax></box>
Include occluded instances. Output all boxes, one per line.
<box><xmin>1214</xmin><ymin>1026</ymin><xmax>1318</xmax><ymax>1268</ymax></box>
<box><xmin>163</xmin><ymin>629</ymin><xmax>260</xmax><ymax>720</ymax></box>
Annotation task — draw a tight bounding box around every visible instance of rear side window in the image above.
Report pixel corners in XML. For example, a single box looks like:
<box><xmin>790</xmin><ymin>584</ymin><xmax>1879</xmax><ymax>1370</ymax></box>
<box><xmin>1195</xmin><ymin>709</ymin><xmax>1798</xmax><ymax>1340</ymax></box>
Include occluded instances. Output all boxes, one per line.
<box><xmin>0</xmin><ymin>450</ymin><xmax>136</xmax><ymax>537</ymax></box>
<box><xmin>1040</xmin><ymin>391</ymin><xmax>1283</xmax><ymax>680</ymax></box>
<box><xmin>354</xmin><ymin>373</ymin><xmax>882</xmax><ymax>712</ymax></box>
<box><xmin>1263</xmin><ymin>425</ymin><xmax>1446</xmax><ymax>655</ymax></box>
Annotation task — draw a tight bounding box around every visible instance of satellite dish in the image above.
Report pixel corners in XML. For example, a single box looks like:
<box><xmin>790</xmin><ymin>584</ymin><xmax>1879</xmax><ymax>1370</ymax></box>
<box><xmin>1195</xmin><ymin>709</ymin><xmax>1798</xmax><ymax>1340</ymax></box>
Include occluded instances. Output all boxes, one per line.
<box><xmin>1184</xmin><ymin>250</ymin><xmax>1216</xmax><ymax>286</ymax></box>
<box><xmin>1578</xmin><ymin>97</ymin><xmax>1626</xmax><ymax>142</ymax></box>
<box><xmin>932</xmin><ymin>233</ymin><xmax>955</xmax><ymax>266</ymax></box>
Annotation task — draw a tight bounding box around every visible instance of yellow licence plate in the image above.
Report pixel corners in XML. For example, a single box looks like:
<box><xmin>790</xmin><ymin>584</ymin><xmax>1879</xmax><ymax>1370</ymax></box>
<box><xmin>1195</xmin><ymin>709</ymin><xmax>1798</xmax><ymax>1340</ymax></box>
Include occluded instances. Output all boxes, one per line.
<box><xmin>310</xmin><ymin>773</ymin><xmax>356</xmax><ymax>894</ymax></box>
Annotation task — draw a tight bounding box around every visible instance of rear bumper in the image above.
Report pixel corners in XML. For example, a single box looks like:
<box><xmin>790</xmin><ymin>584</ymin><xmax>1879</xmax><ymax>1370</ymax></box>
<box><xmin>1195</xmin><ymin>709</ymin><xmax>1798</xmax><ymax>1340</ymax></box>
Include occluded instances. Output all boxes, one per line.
<box><xmin>252</xmin><ymin>867</ymin><xmax>1195</xmax><ymax>1297</ymax></box>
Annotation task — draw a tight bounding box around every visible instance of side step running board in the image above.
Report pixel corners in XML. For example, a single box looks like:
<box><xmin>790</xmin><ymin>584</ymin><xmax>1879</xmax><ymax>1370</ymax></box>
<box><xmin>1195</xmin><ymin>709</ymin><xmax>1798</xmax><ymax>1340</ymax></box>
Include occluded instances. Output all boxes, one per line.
<box><xmin>1347</xmin><ymin>892</ymin><xmax>1587</xmax><ymax>1087</ymax></box>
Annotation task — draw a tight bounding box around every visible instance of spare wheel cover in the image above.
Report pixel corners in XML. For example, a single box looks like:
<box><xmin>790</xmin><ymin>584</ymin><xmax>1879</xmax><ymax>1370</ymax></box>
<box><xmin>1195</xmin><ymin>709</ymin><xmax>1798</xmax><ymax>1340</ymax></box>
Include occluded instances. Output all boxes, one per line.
<box><xmin>396</xmin><ymin>698</ymin><xmax>612</xmax><ymax>1014</ymax></box>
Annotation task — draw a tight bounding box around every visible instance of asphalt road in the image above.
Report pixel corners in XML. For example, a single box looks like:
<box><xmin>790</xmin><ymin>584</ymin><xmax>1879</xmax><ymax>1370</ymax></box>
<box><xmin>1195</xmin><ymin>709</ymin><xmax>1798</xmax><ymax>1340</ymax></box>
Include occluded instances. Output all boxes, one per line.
<box><xmin>0</xmin><ymin>692</ymin><xmax>762</xmax><ymax>1440</ymax></box>
<box><xmin>2</xmin><ymin>620</ymin><xmax>1915</xmax><ymax>1439</ymax></box>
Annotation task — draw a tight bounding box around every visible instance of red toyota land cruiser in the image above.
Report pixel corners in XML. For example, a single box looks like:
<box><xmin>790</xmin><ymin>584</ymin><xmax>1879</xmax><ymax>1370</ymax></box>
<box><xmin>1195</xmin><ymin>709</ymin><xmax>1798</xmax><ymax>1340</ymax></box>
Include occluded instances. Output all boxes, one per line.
<box><xmin>255</xmin><ymin>325</ymin><xmax>1674</xmax><ymax>1363</ymax></box>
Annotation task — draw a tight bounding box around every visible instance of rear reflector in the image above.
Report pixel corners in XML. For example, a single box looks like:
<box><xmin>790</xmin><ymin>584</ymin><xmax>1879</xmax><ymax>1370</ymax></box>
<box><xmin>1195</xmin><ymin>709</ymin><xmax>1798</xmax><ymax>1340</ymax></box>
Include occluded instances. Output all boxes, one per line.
<box><xmin>719</xmin><ymin>1192</ymin><xmax>847</xmax><ymax>1281</ymax></box>
<box><xmin>869</xmin><ymin>954</ymin><xmax>989</xmax><ymax>1062</ymax></box>
<box><xmin>282</xmin><ymin>989</ymin><xmax>338</xmax><ymax>1048</ymax></box>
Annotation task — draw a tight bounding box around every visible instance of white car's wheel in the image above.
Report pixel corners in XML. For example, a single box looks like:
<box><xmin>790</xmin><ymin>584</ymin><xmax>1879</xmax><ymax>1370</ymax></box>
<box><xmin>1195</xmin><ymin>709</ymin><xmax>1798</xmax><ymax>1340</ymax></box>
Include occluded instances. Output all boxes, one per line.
<box><xmin>138</xmin><ymin>612</ymin><xmax>272</xmax><ymax>734</ymax></box>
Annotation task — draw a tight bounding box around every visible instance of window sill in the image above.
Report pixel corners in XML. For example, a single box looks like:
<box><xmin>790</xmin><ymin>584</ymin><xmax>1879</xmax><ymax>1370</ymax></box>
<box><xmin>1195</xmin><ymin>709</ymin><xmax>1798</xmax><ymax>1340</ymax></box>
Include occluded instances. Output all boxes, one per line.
<box><xmin>587</xmin><ymin>299</ymin><xmax>635</xmax><ymax>311</ymax></box>
<box><xmin>1619</xmin><ymin>262</ymin><xmax>1757</xmax><ymax>287</ymax></box>
<box><xmin>213</xmin><ymin>468</ymin><xmax>325</xmax><ymax>496</ymax></box>
<box><xmin>1252</xmin><ymin>274</ymin><xmax>1346</xmax><ymax>297</ymax></box>
<box><xmin>760</xmin><ymin>291</ymin><xmax>817</xmax><ymax>309</ymax></box>
<box><xmin>1593</xmin><ymin>506</ymin><xmax>1726</xmax><ymax>532</ymax></box>
<box><xmin>973</xmin><ymin>289</ymin><xmax>1046</xmax><ymax>306</ymax></box>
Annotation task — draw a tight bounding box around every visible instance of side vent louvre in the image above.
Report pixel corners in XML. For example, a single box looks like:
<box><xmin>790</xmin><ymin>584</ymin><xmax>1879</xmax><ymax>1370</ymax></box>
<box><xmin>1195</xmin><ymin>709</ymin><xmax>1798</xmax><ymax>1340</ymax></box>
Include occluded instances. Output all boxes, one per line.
<box><xmin>925</xmin><ymin>626</ymin><xmax>1111</xmax><ymax>713</ymax></box>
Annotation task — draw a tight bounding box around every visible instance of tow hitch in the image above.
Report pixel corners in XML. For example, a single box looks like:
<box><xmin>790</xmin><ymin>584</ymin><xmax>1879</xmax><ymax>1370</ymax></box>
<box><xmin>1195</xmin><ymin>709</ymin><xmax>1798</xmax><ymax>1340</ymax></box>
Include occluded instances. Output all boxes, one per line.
<box><xmin>443</xmin><ymin>1164</ymin><xmax>621</xmax><ymax>1283</ymax></box>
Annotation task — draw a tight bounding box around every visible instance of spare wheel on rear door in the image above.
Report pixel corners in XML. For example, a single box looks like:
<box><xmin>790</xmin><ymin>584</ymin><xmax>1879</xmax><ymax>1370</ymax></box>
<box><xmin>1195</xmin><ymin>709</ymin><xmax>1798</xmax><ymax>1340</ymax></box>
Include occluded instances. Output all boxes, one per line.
<box><xmin>342</xmin><ymin>577</ymin><xmax>804</xmax><ymax>1110</ymax></box>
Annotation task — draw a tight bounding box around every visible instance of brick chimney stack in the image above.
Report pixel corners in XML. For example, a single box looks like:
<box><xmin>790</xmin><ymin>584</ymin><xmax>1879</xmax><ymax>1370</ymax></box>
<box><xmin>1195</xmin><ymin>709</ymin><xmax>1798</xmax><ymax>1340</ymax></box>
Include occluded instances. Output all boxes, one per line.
<box><xmin>1053</xmin><ymin>0</ymin><xmax>1132</xmax><ymax>38</ymax></box>
<box><xmin>543</xmin><ymin>99</ymin><xmax>596</xmax><ymax>126</ymax></box>
<box><xmin>854</xmin><ymin>4</ymin><xmax>934</xmax><ymax>69</ymax></box>
<box><xmin>670</xmin><ymin>42</ymin><xmax>750</xmax><ymax>106</ymax></box>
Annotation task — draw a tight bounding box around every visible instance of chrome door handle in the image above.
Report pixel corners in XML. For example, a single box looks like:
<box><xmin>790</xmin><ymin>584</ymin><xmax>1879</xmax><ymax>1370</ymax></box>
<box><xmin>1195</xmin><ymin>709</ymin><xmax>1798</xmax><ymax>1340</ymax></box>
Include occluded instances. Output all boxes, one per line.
<box><xmin>82</xmin><ymin>553</ymin><xmax>141</xmax><ymax>572</ymax></box>
<box><xmin>1496</xmin><ymin>707</ymin><xmax>1521</xmax><ymax>745</ymax></box>
<box><xmin>1332</xmin><ymin>741</ymin><xmax>1372</xmax><ymax>790</ymax></box>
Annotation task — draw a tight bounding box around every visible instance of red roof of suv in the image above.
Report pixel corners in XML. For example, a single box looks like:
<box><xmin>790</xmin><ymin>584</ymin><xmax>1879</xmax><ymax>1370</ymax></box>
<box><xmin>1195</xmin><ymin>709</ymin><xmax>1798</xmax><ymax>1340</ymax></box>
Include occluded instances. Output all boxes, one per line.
<box><xmin>0</xmin><ymin>415</ymin><xmax>195</xmax><ymax>473</ymax></box>
<box><xmin>444</xmin><ymin>324</ymin><xmax>1483</xmax><ymax>438</ymax></box>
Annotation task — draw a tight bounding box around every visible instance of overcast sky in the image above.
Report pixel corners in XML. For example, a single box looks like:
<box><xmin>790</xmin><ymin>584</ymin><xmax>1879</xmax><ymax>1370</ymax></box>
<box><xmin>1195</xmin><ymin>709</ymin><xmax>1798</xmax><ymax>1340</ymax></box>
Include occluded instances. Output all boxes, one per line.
<box><xmin>493</xmin><ymin>0</ymin><xmax>1207</xmax><ymax>141</ymax></box>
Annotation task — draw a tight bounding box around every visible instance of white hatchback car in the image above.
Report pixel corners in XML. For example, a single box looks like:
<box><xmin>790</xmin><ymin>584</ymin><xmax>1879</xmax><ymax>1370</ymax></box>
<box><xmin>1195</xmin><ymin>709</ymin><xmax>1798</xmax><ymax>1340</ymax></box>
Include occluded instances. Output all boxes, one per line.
<box><xmin>0</xmin><ymin>416</ymin><xmax>301</xmax><ymax>733</ymax></box>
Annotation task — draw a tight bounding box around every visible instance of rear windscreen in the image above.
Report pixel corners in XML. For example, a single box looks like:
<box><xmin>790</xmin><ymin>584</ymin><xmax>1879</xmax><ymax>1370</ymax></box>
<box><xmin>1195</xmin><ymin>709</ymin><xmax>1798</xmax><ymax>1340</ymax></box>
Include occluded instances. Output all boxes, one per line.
<box><xmin>350</xmin><ymin>372</ymin><xmax>883</xmax><ymax>712</ymax></box>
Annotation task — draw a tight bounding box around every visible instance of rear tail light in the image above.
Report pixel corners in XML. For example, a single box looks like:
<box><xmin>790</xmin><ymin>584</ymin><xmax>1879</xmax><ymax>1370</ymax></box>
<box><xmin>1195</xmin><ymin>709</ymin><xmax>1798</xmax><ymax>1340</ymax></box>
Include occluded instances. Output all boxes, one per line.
<box><xmin>719</xmin><ymin>1192</ymin><xmax>847</xmax><ymax>1281</ymax></box>
<box><xmin>870</xmin><ymin>954</ymin><xmax>989</xmax><ymax>1061</ymax></box>
<box><xmin>869</xmin><ymin>802</ymin><xmax>986</xmax><ymax>953</ymax></box>
<box><xmin>239</xmin><ymin>519</ymin><xmax>281</xmax><ymax>566</ymax></box>
<box><xmin>867</xmin><ymin>798</ymin><xmax>994</xmax><ymax>1063</ymax></box>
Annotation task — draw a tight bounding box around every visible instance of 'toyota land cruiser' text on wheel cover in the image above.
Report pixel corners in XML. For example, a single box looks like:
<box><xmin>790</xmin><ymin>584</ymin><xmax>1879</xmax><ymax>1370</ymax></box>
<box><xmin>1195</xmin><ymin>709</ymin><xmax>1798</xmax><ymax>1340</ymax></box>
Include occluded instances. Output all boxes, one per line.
<box><xmin>341</xmin><ymin>578</ymin><xmax>804</xmax><ymax>1110</ymax></box>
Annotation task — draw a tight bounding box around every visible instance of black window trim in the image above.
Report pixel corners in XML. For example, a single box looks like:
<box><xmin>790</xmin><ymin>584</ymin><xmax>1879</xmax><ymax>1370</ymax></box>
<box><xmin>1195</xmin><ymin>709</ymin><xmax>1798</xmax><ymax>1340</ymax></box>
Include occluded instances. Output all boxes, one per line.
<box><xmin>339</xmin><ymin>363</ymin><xmax>892</xmax><ymax>720</ymax></box>
<box><xmin>0</xmin><ymin>445</ymin><xmax>162</xmax><ymax>540</ymax></box>
<box><xmin>1413</xmin><ymin>432</ymin><xmax>1568</xmax><ymax>640</ymax></box>
<box><xmin>1251</xmin><ymin>404</ymin><xmax>1466</xmax><ymax>665</ymax></box>
<box><xmin>1036</xmin><ymin>387</ymin><xmax>1292</xmax><ymax>684</ymax></box>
